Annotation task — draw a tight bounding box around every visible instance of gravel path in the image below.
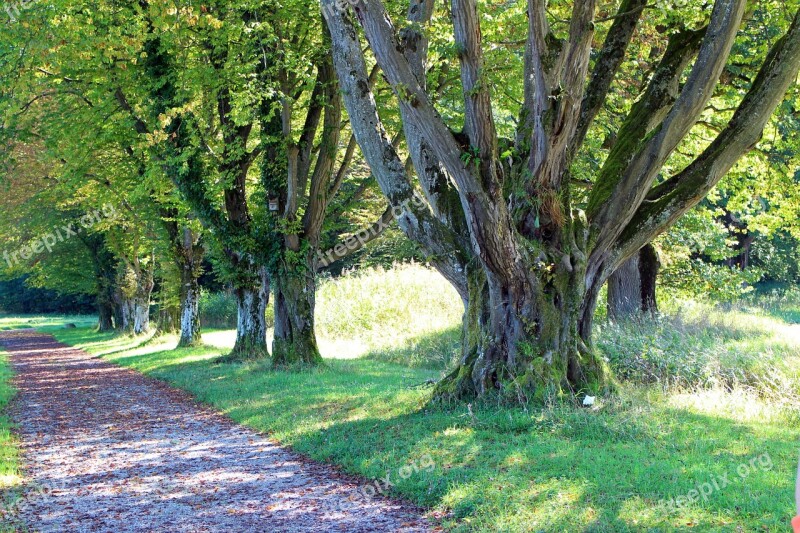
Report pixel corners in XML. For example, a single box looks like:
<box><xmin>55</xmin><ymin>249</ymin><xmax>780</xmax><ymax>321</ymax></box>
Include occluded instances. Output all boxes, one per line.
<box><xmin>0</xmin><ymin>330</ymin><xmax>431</xmax><ymax>532</ymax></box>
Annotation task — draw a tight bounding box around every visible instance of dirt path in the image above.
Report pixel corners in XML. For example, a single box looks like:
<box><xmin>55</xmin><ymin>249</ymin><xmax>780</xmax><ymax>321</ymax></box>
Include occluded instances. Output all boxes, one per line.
<box><xmin>0</xmin><ymin>330</ymin><xmax>431</xmax><ymax>532</ymax></box>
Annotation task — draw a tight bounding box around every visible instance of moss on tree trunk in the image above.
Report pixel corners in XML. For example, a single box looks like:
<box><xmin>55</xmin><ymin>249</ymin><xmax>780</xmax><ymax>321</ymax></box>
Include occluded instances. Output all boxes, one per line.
<box><xmin>434</xmin><ymin>235</ymin><xmax>609</xmax><ymax>403</ymax></box>
<box><xmin>272</xmin><ymin>263</ymin><xmax>323</xmax><ymax>367</ymax></box>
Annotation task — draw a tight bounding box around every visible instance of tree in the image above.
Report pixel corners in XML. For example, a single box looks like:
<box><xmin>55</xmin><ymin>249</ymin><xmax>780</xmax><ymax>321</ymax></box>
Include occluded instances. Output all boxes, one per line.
<box><xmin>101</xmin><ymin>0</ymin><xmax>382</xmax><ymax>364</ymax></box>
<box><xmin>607</xmin><ymin>243</ymin><xmax>659</xmax><ymax>320</ymax></box>
<box><xmin>324</xmin><ymin>0</ymin><xmax>800</xmax><ymax>400</ymax></box>
<box><xmin>162</xmin><ymin>210</ymin><xmax>204</xmax><ymax>347</ymax></box>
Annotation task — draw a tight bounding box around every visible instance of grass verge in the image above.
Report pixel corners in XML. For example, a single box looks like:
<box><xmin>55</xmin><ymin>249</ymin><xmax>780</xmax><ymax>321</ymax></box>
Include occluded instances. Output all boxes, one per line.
<box><xmin>49</xmin><ymin>340</ymin><xmax>799</xmax><ymax>529</ymax></box>
<box><xmin>0</xmin><ymin>349</ymin><xmax>21</xmax><ymax>532</ymax></box>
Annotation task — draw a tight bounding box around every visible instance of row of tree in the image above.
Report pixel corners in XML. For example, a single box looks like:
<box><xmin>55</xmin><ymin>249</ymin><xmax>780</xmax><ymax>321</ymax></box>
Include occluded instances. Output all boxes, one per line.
<box><xmin>1</xmin><ymin>0</ymin><xmax>799</xmax><ymax>401</ymax></box>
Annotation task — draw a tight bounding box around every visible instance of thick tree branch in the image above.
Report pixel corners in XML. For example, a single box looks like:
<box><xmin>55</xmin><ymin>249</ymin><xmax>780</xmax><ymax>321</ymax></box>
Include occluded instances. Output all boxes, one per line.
<box><xmin>327</xmin><ymin>133</ymin><xmax>358</xmax><ymax>199</ymax></box>
<box><xmin>114</xmin><ymin>87</ymin><xmax>149</xmax><ymax>135</ymax></box>
<box><xmin>452</xmin><ymin>0</ymin><xmax>498</xmax><ymax>170</ymax></box>
<box><xmin>523</xmin><ymin>0</ymin><xmax>550</xmax><ymax>177</ymax></box>
<box><xmin>571</xmin><ymin>0</ymin><xmax>647</xmax><ymax>154</ymax></box>
<box><xmin>615</xmin><ymin>9</ymin><xmax>800</xmax><ymax>267</ymax></box>
<box><xmin>347</xmin><ymin>0</ymin><xmax>523</xmax><ymax>282</ymax></box>
<box><xmin>588</xmin><ymin>0</ymin><xmax>746</xmax><ymax>264</ymax></box>
<box><xmin>303</xmin><ymin>51</ymin><xmax>342</xmax><ymax>244</ymax></box>
<box><xmin>296</xmin><ymin>72</ymin><xmax>325</xmax><ymax>193</ymax></box>
<box><xmin>323</xmin><ymin>2</ymin><xmax>471</xmax><ymax>297</ymax></box>
<box><xmin>587</xmin><ymin>25</ymin><xmax>706</xmax><ymax>208</ymax></box>
<box><xmin>400</xmin><ymin>0</ymin><xmax>471</xmax><ymax>248</ymax></box>
<box><xmin>530</xmin><ymin>0</ymin><xmax>596</xmax><ymax>192</ymax></box>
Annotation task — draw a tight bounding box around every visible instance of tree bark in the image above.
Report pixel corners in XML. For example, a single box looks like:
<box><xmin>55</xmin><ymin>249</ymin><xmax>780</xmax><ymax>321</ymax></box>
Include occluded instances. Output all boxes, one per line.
<box><xmin>97</xmin><ymin>299</ymin><xmax>115</xmax><ymax>332</ymax></box>
<box><xmin>639</xmin><ymin>244</ymin><xmax>659</xmax><ymax>314</ymax></box>
<box><xmin>607</xmin><ymin>243</ymin><xmax>659</xmax><ymax>320</ymax></box>
<box><xmin>115</xmin><ymin>262</ymin><xmax>154</xmax><ymax>336</ymax></box>
<box><xmin>272</xmin><ymin>254</ymin><xmax>323</xmax><ymax>366</ymax></box>
<box><xmin>81</xmin><ymin>233</ymin><xmax>119</xmax><ymax>332</ymax></box>
<box><xmin>178</xmin><ymin>264</ymin><xmax>202</xmax><ymax>347</ymax></box>
<box><xmin>435</xmin><ymin>219</ymin><xmax>607</xmax><ymax>400</ymax></box>
<box><xmin>608</xmin><ymin>253</ymin><xmax>641</xmax><ymax>320</ymax></box>
<box><xmin>155</xmin><ymin>306</ymin><xmax>179</xmax><ymax>335</ymax></box>
<box><xmin>170</xmin><ymin>225</ymin><xmax>204</xmax><ymax>348</ymax></box>
<box><xmin>226</xmin><ymin>268</ymin><xmax>270</xmax><ymax>361</ymax></box>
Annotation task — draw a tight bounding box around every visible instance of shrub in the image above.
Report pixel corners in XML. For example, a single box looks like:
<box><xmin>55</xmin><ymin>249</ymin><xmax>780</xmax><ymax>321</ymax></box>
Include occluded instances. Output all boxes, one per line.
<box><xmin>198</xmin><ymin>290</ymin><xmax>274</xmax><ymax>330</ymax></box>
<box><xmin>198</xmin><ymin>290</ymin><xmax>238</xmax><ymax>329</ymax></box>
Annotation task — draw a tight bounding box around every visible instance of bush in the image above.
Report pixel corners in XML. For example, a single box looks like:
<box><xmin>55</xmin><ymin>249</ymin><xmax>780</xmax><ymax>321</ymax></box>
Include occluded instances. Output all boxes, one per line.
<box><xmin>198</xmin><ymin>290</ymin><xmax>238</xmax><ymax>329</ymax></box>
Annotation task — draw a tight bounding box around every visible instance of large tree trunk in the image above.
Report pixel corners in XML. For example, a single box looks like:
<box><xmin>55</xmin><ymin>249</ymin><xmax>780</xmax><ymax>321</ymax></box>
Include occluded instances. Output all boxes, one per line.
<box><xmin>608</xmin><ymin>254</ymin><xmax>641</xmax><ymax>319</ymax></box>
<box><xmin>118</xmin><ymin>294</ymin><xmax>151</xmax><ymax>335</ymax></box>
<box><xmin>115</xmin><ymin>263</ymin><xmax>154</xmax><ymax>336</ymax></box>
<box><xmin>176</xmin><ymin>227</ymin><xmax>204</xmax><ymax>348</ymax></box>
<box><xmin>435</xmin><ymin>229</ymin><xmax>607</xmax><ymax>401</ymax></box>
<box><xmin>155</xmin><ymin>306</ymin><xmax>179</xmax><ymax>335</ymax></box>
<box><xmin>272</xmin><ymin>278</ymin><xmax>322</xmax><ymax>366</ymax></box>
<box><xmin>272</xmin><ymin>253</ymin><xmax>323</xmax><ymax>367</ymax></box>
<box><xmin>84</xmin><ymin>234</ymin><xmax>119</xmax><ymax>332</ymax></box>
<box><xmin>608</xmin><ymin>243</ymin><xmax>659</xmax><ymax>320</ymax></box>
<box><xmin>96</xmin><ymin>275</ymin><xmax>117</xmax><ymax>332</ymax></box>
<box><xmin>226</xmin><ymin>268</ymin><xmax>270</xmax><ymax>361</ymax></box>
<box><xmin>113</xmin><ymin>304</ymin><xmax>123</xmax><ymax>332</ymax></box>
<box><xmin>640</xmin><ymin>244</ymin><xmax>659</xmax><ymax>314</ymax></box>
<box><xmin>97</xmin><ymin>299</ymin><xmax>115</xmax><ymax>332</ymax></box>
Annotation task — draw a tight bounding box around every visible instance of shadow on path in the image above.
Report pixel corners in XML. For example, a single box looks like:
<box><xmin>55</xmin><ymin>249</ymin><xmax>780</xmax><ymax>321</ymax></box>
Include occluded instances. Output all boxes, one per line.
<box><xmin>0</xmin><ymin>329</ymin><xmax>429</xmax><ymax>532</ymax></box>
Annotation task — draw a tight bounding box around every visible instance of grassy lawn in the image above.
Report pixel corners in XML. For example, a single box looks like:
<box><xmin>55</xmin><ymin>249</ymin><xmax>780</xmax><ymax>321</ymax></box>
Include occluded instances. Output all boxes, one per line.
<box><xmin>38</xmin><ymin>266</ymin><xmax>799</xmax><ymax>532</ymax></box>
<box><xmin>0</xmin><ymin>348</ymin><xmax>21</xmax><ymax>532</ymax></box>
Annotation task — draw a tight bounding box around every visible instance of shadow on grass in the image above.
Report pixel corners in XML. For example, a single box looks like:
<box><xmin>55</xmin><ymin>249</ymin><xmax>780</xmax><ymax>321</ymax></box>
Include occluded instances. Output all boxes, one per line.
<box><xmin>50</xmin><ymin>327</ymin><xmax>798</xmax><ymax>531</ymax></box>
<box><xmin>761</xmin><ymin>306</ymin><xmax>800</xmax><ymax>325</ymax></box>
<box><xmin>360</xmin><ymin>326</ymin><xmax>461</xmax><ymax>371</ymax></box>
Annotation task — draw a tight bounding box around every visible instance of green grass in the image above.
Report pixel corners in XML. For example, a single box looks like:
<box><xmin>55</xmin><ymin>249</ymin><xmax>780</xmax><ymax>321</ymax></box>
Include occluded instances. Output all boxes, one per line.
<box><xmin>0</xmin><ymin>348</ymin><xmax>21</xmax><ymax>532</ymax></box>
<box><xmin>599</xmin><ymin>299</ymin><xmax>800</xmax><ymax>404</ymax></box>
<box><xmin>26</xmin><ymin>265</ymin><xmax>800</xmax><ymax>531</ymax></box>
<box><xmin>0</xmin><ymin>314</ymin><xmax>96</xmax><ymax>331</ymax></box>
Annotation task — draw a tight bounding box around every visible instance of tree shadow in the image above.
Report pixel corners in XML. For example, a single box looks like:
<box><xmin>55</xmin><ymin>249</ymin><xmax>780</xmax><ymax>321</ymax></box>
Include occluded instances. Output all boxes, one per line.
<box><xmin>32</xmin><ymin>327</ymin><xmax>799</xmax><ymax>531</ymax></box>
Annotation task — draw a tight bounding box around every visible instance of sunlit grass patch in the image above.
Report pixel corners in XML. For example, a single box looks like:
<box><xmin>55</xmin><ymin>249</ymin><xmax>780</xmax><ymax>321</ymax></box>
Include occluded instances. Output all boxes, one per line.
<box><xmin>0</xmin><ymin>349</ymin><xmax>22</xmax><ymax>529</ymax></box>
<box><xmin>0</xmin><ymin>314</ymin><xmax>95</xmax><ymax>331</ymax></box>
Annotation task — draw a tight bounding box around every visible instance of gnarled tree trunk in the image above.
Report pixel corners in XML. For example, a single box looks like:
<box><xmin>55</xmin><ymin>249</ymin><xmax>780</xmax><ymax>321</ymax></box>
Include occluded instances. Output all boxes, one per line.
<box><xmin>435</xmin><ymin>220</ymin><xmax>606</xmax><ymax>400</ymax></box>
<box><xmin>272</xmin><ymin>255</ymin><xmax>322</xmax><ymax>366</ymax></box>
<box><xmin>325</xmin><ymin>0</ymin><xmax>800</xmax><ymax>402</ymax></box>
